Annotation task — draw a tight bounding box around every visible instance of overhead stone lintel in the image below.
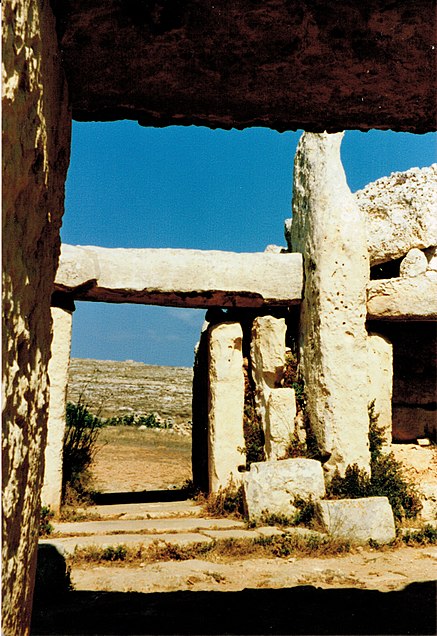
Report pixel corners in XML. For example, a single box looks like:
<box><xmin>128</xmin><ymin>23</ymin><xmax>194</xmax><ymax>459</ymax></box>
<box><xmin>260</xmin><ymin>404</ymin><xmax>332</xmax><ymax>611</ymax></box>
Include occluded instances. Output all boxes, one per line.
<box><xmin>54</xmin><ymin>244</ymin><xmax>304</xmax><ymax>308</ymax></box>
<box><xmin>367</xmin><ymin>272</ymin><xmax>437</xmax><ymax>321</ymax></box>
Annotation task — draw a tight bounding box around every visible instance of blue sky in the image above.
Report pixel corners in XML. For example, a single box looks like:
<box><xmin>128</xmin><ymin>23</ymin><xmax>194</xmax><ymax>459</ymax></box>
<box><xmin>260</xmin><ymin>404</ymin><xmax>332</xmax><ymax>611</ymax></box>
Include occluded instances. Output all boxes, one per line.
<box><xmin>62</xmin><ymin>122</ymin><xmax>436</xmax><ymax>367</ymax></box>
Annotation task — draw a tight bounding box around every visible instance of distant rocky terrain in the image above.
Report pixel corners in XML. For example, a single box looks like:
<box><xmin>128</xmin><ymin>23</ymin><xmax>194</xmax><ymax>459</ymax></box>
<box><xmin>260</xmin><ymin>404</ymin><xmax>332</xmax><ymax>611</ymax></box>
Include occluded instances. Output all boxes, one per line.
<box><xmin>67</xmin><ymin>358</ymin><xmax>193</xmax><ymax>424</ymax></box>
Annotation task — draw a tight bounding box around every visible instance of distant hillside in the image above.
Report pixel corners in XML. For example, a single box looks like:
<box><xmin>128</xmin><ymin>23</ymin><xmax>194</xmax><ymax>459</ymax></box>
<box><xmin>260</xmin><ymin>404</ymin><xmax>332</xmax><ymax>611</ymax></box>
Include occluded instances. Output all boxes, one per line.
<box><xmin>67</xmin><ymin>358</ymin><xmax>193</xmax><ymax>423</ymax></box>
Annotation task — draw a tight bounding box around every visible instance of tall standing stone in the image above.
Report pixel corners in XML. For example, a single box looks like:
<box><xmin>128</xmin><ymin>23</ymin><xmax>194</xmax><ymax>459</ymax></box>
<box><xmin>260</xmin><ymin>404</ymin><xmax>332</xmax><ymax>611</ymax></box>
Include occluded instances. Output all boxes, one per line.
<box><xmin>42</xmin><ymin>307</ymin><xmax>74</xmax><ymax>514</ymax></box>
<box><xmin>208</xmin><ymin>323</ymin><xmax>245</xmax><ymax>492</ymax></box>
<box><xmin>290</xmin><ymin>132</ymin><xmax>370</xmax><ymax>478</ymax></box>
<box><xmin>2</xmin><ymin>2</ymin><xmax>71</xmax><ymax>633</ymax></box>
<box><xmin>367</xmin><ymin>332</ymin><xmax>393</xmax><ymax>449</ymax></box>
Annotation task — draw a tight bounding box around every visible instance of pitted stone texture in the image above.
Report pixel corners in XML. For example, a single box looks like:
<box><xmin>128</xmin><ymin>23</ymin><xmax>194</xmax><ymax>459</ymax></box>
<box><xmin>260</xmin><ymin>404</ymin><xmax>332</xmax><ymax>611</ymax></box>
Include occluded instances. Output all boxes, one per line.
<box><xmin>316</xmin><ymin>498</ymin><xmax>396</xmax><ymax>544</ymax></box>
<box><xmin>367</xmin><ymin>272</ymin><xmax>437</xmax><ymax>321</ymax></box>
<box><xmin>250</xmin><ymin>316</ymin><xmax>290</xmax><ymax>454</ymax></box>
<box><xmin>251</xmin><ymin>317</ymin><xmax>287</xmax><ymax>389</ymax></box>
<box><xmin>265</xmin><ymin>389</ymin><xmax>297</xmax><ymax>460</ymax></box>
<box><xmin>208</xmin><ymin>323</ymin><xmax>245</xmax><ymax>492</ymax></box>
<box><xmin>355</xmin><ymin>165</ymin><xmax>437</xmax><ymax>266</ymax></box>
<box><xmin>400</xmin><ymin>248</ymin><xmax>428</xmax><ymax>278</ymax></box>
<box><xmin>42</xmin><ymin>308</ymin><xmax>73</xmax><ymax>514</ymax></box>
<box><xmin>55</xmin><ymin>244</ymin><xmax>303</xmax><ymax>308</ymax></box>
<box><xmin>367</xmin><ymin>333</ymin><xmax>393</xmax><ymax>449</ymax></box>
<box><xmin>420</xmin><ymin>483</ymin><xmax>437</xmax><ymax>524</ymax></box>
<box><xmin>2</xmin><ymin>1</ymin><xmax>71</xmax><ymax>634</ymax></box>
<box><xmin>290</xmin><ymin>132</ymin><xmax>370</xmax><ymax>478</ymax></box>
<box><xmin>243</xmin><ymin>459</ymin><xmax>325</xmax><ymax>522</ymax></box>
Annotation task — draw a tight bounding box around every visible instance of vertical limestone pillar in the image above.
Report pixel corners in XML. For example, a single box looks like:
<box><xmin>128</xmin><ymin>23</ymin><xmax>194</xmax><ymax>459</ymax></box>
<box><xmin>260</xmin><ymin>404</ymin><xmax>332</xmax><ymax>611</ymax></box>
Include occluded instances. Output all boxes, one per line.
<box><xmin>367</xmin><ymin>332</ymin><xmax>393</xmax><ymax>449</ymax></box>
<box><xmin>208</xmin><ymin>323</ymin><xmax>245</xmax><ymax>492</ymax></box>
<box><xmin>250</xmin><ymin>316</ymin><xmax>296</xmax><ymax>460</ymax></box>
<box><xmin>42</xmin><ymin>306</ymin><xmax>74</xmax><ymax>514</ymax></box>
<box><xmin>290</xmin><ymin>132</ymin><xmax>370</xmax><ymax>478</ymax></box>
<box><xmin>2</xmin><ymin>1</ymin><xmax>71</xmax><ymax>633</ymax></box>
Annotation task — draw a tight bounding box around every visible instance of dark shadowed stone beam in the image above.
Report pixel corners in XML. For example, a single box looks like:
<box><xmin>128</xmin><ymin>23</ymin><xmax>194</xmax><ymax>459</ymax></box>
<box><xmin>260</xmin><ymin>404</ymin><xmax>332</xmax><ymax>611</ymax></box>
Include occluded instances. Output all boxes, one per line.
<box><xmin>53</xmin><ymin>0</ymin><xmax>436</xmax><ymax>133</ymax></box>
<box><xmin>53</xmin><ymin>244</ymin><xmax>304</xmax><ymax>308</ymax></box>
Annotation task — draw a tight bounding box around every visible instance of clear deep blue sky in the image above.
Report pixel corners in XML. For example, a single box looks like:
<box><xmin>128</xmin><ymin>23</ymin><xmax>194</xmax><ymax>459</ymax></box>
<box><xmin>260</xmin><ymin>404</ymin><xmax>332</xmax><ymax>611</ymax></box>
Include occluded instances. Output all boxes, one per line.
<box><xmin>62</xmin><ymin>122</ymin><xmax>436</xmax><ymax>367</ymax></box>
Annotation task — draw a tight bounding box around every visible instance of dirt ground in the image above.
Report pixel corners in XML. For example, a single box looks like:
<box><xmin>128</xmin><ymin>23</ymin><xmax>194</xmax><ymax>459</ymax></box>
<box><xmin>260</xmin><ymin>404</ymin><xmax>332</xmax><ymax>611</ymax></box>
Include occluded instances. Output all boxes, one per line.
<box><xmin>91</xmin><ymin>427</ymin><xmax>192</xmax><ymax>492</ymax></box>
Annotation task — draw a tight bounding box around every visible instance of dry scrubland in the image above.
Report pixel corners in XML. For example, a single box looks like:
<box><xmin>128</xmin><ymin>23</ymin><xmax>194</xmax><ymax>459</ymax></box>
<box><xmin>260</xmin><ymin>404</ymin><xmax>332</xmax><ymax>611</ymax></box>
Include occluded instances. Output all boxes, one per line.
<box><xmin>67</xmin><ymin>358</ymin><xmax>193</xmax><ymax>492</ymax></box>
<box><xmin>67</xmin><ymin>358</ymin><xmax>193</xmax><ymax>423</ymax></box>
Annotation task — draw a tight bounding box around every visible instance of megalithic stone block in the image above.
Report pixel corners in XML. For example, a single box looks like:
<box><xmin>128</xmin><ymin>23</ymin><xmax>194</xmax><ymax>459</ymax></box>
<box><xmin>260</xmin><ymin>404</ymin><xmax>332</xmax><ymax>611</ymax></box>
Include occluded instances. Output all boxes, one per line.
<box><xmin>290</xmin><ymin>132</ymin><xmax>371</xmax><ymax>478</ymax></box>
<box><xmin>207</xmin><ymin>322</ymin><xmax>246</xmax><ymax>493</ymax></box>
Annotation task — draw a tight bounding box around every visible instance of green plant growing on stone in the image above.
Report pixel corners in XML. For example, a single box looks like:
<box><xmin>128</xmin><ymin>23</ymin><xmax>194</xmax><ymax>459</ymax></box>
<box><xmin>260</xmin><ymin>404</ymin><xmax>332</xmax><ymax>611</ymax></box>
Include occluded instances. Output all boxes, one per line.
<box><xmin>39</xmin><ymin>506</ymin><xmax>54</xmax><ymax>537</ymax></box>
<box><xmin>327</xmin><ymin>402</ymin><xmax>422</xmax><ymax>521</ymax></box>
<box><xmin>103</xmin><ymin>412</ymin><xmax>172</xmax><ymax>428</ymax></box>
<box><xmin>291</xmin><ymin>496</ymin><xmax>316</xmax><ymax>527</ymax></box>
<box><xmin>62</xmin><ymin>398</ymin><xmax>103</xmax><ymax>503</ymax></box>
<box><xmin>240</xmin><ymin>374</ymin><xmax>265</xmax><ymax>468</ymax></box>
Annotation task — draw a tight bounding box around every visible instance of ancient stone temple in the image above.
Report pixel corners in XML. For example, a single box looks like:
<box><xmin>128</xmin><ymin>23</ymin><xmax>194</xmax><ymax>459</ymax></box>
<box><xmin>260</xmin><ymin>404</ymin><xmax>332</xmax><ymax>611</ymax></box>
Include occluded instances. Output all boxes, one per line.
<box><xmin>2</xmin><ymin>1</ymin><xmax>436</xmax><ymax>634</ymax></box>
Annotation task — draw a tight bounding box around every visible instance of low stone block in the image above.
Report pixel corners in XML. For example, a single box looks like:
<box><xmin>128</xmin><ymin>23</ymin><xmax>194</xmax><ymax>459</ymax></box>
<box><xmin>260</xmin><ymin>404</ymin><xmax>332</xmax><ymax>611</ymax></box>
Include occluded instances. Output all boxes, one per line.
<box><xmin>316</xmin><ymin>497</ymin><xmax>396</xmax><ymax>544</ymax></box>
<box><xmin>243</xmin><ymin>458</ymin><xmax>325</xmax><ymax>521</ymax></box>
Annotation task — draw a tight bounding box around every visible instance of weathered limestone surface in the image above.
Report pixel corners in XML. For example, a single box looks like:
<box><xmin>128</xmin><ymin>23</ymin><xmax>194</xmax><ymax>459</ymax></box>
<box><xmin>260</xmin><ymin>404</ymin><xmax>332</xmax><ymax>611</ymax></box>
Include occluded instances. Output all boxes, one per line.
<box><xmin>367</xmin><ymin>333</ymin><xmax>393</xmax><ymax>448</ymax></box>
<box><xmin>250</xmin><ymin>316</ymin><xmax>296</xmax><ymax>458</ymax></box>
<box><xmin>2</xmin><ymin>1</ymin><xmax>71</xmax><ymax>634</ymax></box>
<box><xmin>367</xmin><ymin>272</ymin><xmax>437</xmax><ymax>321</ymax></box>
<box><xmin>356</xmin><ymin>165</ymin><xmax>437</xmax><ymax>266</ymax></box>
<box><xmin>54</xmin><ymin>244</ymin><xmax>303</xmax><ymax>308</ymax></box>
<box><xmin>265</xmin><ymin>389</ymin><xmax>297</xmax><ymax>460</ymax></box>
<box><xmin>425</xmin><ymin>246</ymin><xmax>437</xmax><ymax>271</ymax></box>
<box><xmin>42</xmin><ymin>308</ymin><xmax>73</xmax><ymax>514</ymax></box>
<box><xmin>400</xmin><ymin>248</ymin><xmax>428</xmax><ymax>278</ymax></box>
<box><xmin>54</xmin><ymin>1</ymin><xmax>436</xmax><ymax>132</ymax></box>
<box><xmin>243</xmin><ymin>459</ymin><xmax>325</xmax><ymax>522</ymax></box>
<box><xmin>316</xmin><ymin>497</ymin><xmax>396</xmax><ymax>544</ymax></box>
<box><xmin>208</xmin><ymin>323</ymin><xmax>245</xmax><ymax>492</ymax></box>
<box><xmin>290</xmin><ymin>132</ymin><xmax>370</xmax><ymax>478</ymax></box>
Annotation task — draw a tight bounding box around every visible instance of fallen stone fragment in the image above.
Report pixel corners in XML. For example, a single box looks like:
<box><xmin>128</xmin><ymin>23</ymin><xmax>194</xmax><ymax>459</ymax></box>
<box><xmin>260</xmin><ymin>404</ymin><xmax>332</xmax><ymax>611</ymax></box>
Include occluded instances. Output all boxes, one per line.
<box><xmin>243</xmin><ymin>458</ymin><xmax>325</xmax><ymax>522</ymax></box>
<box><xmin>316</xmin><ymin>497</ymin><xmax>396</xmax><ymax>544</ymax></box>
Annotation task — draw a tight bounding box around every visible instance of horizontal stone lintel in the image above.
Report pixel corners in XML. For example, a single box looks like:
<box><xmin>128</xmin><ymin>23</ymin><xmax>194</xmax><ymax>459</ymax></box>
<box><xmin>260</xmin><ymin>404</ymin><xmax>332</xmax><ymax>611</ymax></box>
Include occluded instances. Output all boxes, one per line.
<box><xmin>54</xmin><ymin>245</ymin><xmax>437</xmax><ymax>318</ymax></box>
<box><xmin>54</xmin><ymin>244</ymin><xmax>303</xmax><ymax>308</ymax></box>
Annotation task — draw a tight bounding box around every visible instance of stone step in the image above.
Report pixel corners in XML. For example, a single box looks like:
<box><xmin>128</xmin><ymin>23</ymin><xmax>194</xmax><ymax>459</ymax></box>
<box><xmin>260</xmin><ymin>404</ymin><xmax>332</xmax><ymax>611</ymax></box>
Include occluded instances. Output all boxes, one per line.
<box><xmin>41</xmin><ymin>526</ymin><xmax>325</xmax><ymax>556</ymax></box>
<box><xmin>78</xmin><ymin>500</ymin><xmax>204</xmax><ymax>520</ymax></box>
<box><xmin>52</xmin><ymin>516</ymin><xmax>246</xmax><ymax>536</ymax></box>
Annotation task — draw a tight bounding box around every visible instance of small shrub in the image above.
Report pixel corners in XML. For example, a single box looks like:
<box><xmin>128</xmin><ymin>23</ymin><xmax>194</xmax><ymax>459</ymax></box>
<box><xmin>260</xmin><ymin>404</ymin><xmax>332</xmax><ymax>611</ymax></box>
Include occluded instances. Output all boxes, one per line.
<box><xmin>103</xmin><ymin>412</ymin><xmax>171</xmax><ymax>429</ymax></box>
<box><xmin>62</xmin><ymin>399</ymin><xmax>103</xmax><ymax>503</ymax></box>
<box><xmin>402</xmin><ymin>524</ymin><xmax>437</xmax><ymax>546</ymax></box>
<box><xmin>242</xmin><ymin>394</ymin><xmax>265</xmax><ymax>469</ymax></box>
<box><xmin>259</xmin><ymin>512</ymin><xmax>294</xmax><ymax>527</ymax></box>
<box><xmin>101</xmin><ymin>545</ymin><xmax>128</xmax><ymax>561</ymax></box>
<box><xmin>292</xmin><ymin>497</ymin><xmax>316</xmax><ymax>527</ymax></box>
<box><xmin>39</xmin><ymin>506</ymin><xmax>54</xmax><ymax>537</ymax></box>
<box><xmin>203</xmin><ymin>481</ymin><xmax>245</xmax><ymax>519</ymax></box>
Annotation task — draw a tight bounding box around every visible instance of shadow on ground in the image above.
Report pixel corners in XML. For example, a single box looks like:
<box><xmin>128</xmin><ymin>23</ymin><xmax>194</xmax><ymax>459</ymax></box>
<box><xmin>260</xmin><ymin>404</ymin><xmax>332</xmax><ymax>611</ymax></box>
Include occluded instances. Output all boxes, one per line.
<box><xmin>91</xmin><ymin>489</ymin><xmax>191</xmax><ymax>505</ymax></box>
<box><xmin>31</xmin><ymin>580</ymin><xmax>436</xmax><ymax>635</ymax></box>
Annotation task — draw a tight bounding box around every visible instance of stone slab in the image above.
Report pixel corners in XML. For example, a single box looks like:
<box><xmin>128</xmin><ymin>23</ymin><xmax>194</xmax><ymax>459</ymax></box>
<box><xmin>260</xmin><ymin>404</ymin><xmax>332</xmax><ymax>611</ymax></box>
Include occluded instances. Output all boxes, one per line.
<box><xmin>367</xmin><ymin>272</ymin><xmax>437</xmax><ymax>321</ymax></box>
<box><xmin>55</xmin><ymin>245</ymin><xmax>303</xmax><ymax>308</ymax></box>
<box><xmin>243</xmin><ymin>458</ymin><xmax>325</xmax><ymax>522</ymax></box>
<box><xmin>202</xmin><ymin>529</ymin><xmax>262</xmax><ymax>541</ymax></box>
<box><xmin>53</xmin><ymin>517</ymin><xmax>246</xmax><ymax>536</ymax></box>
<box><xmin>316</xmin><ymin>497</ymin><xmax>396</xmax><ymax>544</ymax></box>
<box><xmin>87</xmin><ymin>501</ymin><xmax>204</xmax><ymax>519</ymax></box>
<box><xmin>40</xmin><ymin>533</ymin><xmax>213</xmax><ymax>556</ymax></box>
